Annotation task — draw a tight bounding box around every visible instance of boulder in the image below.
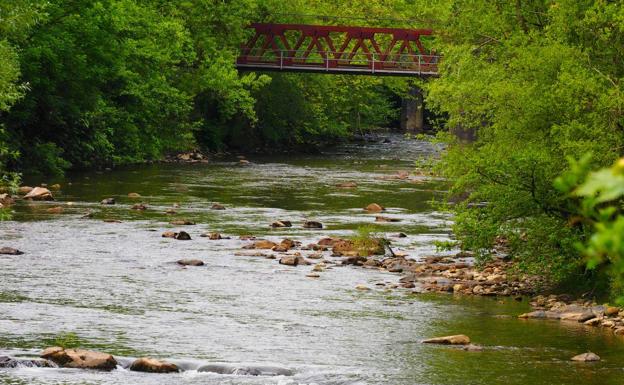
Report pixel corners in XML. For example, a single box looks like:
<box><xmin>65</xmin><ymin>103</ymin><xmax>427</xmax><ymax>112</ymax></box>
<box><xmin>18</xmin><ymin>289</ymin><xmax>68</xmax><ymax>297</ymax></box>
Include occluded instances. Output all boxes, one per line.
<box><xmin>129</xmin><ymin>357</ymin><xmax>179</xmax><ymax>373</ymax></box>
<box><xmin>571</xmin><ymin>352</ymin><xmax>600</xmax><ymax>362</ymax></box>
<box><xmin>18</xmin><ymin>186</ymin><xmax>33</xmax><ymax>195</ymax></box>
<box><xmin>355</xmin><ymin>284</ymin><xmax>371</xmax><ymax>291</ymax></box>
<box><xmin>0</xmin><ymin>247</ymin><xmax>23</xmax><ymax>255</ymax></box>
<box><xmin>24</xmin><ymin>187</ymin><xmax>53</xmax><ymax>201</ymax></box>
<box><xmin>331</xmin><ymin>240</ymin><xmax>358</xmax><ymax>257</ymax></box>
<box><xmin>201</xmin><ymin>232</ymin><xmax>224</xmax><ymax>240</ymax></box>
<box><xmin>174</xmin><ymin>231</ymin><xmax>192</xmax><ymax>241</ymax></box>
<box><xmin>101</xmin><ymin>198</ymin><xmax>115</xmax><ymax>205</ymax></box>
<box><xmin>252</xmin><ymin>240</ymin><xmax>277</xmax><ymax>249</ymax></box>
<box><xmin>423</xmin><ymin>335</ymin><xmax>471</xmax><ymax>345</ymax></box>
<box><xmin>0</xmin><ymin>194</ymin><xmax>14</xmax><ymax>206</ymax></box>
<box><xmin>177</xmin><ymin>259</ymin><xmax>204</xmax><ymax>266</ymax></box>
<box><xmin>211</xmin><ymin>203</ymin><xmax>226</xmax><ymax>210</ymax></box>
<box><xmin>127</xmin><ymin>193</ymin><xmax>141</xmax><ymax>198</ymax></box>
<box><xmin>364</xmin><ymin>203</ymin><xmax>384</xmax><ymax>212</ymax></box>
<box><xmin>270</xmin><ymin>220</ymin><xmax>292</xmax><ymax>228</ymax></box>
<box><xmin>131</xmin><ymin>203</ymin><xmax>147</xmax><ymax>210</ymax></box>
<box><xmin>162</xmin><ymin>231</ymin><xmax>177</xmax><ymax>238</ymax></box>
<box><xmin>0</xmin><ymin>356</ymin><xmax>53</xmax><ymax>368</ymax></box>
<box><xmin>303</xmin><ymin>221</ymin><xmax>323</xmax><ymax>229</ymax></box>
<box><xmin>40</xmin><ymin>347</ymin><xmax>117</xmax><ymax>371</ymax></box>
<box><xmin>605</xmin><ymin>306</ymin><xmax>620</xmax><ymax>317</ymax></box>
<box><xmin>318</xmin><ymin>238</ymin><xmax>341</xmax><ymax>246</ymax></box>
<box><xmin>279</xmin><ymin>255</ymin><xmax>309</xmax><ymax>266</ymax></box>
<box><xmin>169</xmin><ymin>220</ymin><xmax>195</xmax><ymax>226</ymax></box>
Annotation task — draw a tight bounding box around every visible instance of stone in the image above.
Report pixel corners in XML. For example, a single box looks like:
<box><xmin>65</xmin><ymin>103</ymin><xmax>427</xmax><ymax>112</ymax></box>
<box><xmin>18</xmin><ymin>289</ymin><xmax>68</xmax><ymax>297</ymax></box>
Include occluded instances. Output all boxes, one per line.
<box><xmin>101</xmin><ymin>198</ymin><xmax>115</xmax><ymax>205</ymax></box>
<box><xmin>571</xmin><ymin>352</ymin><xmax>600</xmax><ymax>362</ymax></box>
<box><xmin>24</xmin><ymin>187</ymin><xmax>53</xmax><ymax>201</ymax></box>
<box><xmin>129</xmin><ymin>357</ymin><xmax>179</xmax><ymax>373</ymax></box>
<box><xmin>197</xmin><ymin>364</ymin><xmax>293</xmax><ymax>376</ymax></box>
<box><xmin>271</xmin><ymin>220</ymin><xmax>292</xmax><ymax>228</ymax></box>
<box><xmin>308</xmin><ymin>253</ymin><xmax>323</xmax><ymax>260</ymax></box>
<box><xmin>201</xmin><ymin>232</ymin><xmax>223</xmax><ymax>240</ymax></box>
<box><xmin>422</xmin><ymin>335</ymin><xmax>471</xmax><ymax>345</ymax></box>
<box><xmin>375</xmin><ymin>216</ymin><xmax>401</xmax><ymax>222</ymax></box>
<box><xmin>177</xmin><ymin>259</ymin><xmax>204</xmax><ymax>266</ymax></box>
<box><xmin>165</xmin><ymin>209</ymin><xmax>177</xmax><ymax>215</ymax></box>
<box><xmin>303</xmin><ymin>221</ymin><xmax>323</xmax><ymax>229</ymax></box>
<box><xmin>162</xmin><ymin>231</ymin><xmax>177</xmax><ymax>238</ymax></box>
<box><xmin>364</xmin><ymin>203</ymin><xmax>385</xmax><ymax>212</ymax></box>
<box><xmin>584</xmin><ymin>317</ymin><xmax>602</xmax><ymax>326</ymax></box>
<box><xmin>169</xmin><ymin>220</ymin><xmax>195</xmax><ymax>226</ymax></box>
<box><xmin>605</xmin><ymin>306</ymin><xmax>620</xmax><ymax>317</ymax></box>
<box><xmin>0</xmin><ymin>356</ymin><xmax>53</xmax><ymax>368</ymax></box>
<box><xmin>0</xmin><ymin>194</ymin><xmax>14</xmax><ymax>206</ymax></box>
<box><xmin>613</xmin><ymin>327</ymin><xmax>624</xmax><ymax>335</ymax></box>
<box><xmin>211</xmin><ymin>203</ymin><xmax>226</xmax><ymax>210</ymax></box>
<box><xmin>252</xmin><ymin>240</ymin><xmax>278</xmax><ymax>249</ymax></box>
<box><xmin>453</xmin><ymin>284</ymin><xmax>464</xmax><ymax>293</ymax></box>
<box><xmin>174</xmin><ymin>231</ymin><xmax>191</xmax><ymax>241</ymax></box>
<box><xmin>128</xmin><ymin>193</ymin><xmax>141</xmax><ymax>198</ymax></box>
<box><xmin>239</xmin><ymin>159</ymin><xmax>250</xmax><ymax>165</ymax></box>
<box><xmin>279</xmin><ymin>255</ymin><xmax>309</xmax><ymax>266</ymax></box>
<box><xmin>41</xmin><ymin>347</ymin><xmax>117</xmax><ymax>371</ymax></box>
<box><xmin>131</xmin><ymin>203</ymin><xmax>147</xmax><ymax>210</ymax></box>
<box><xmin>392</xmin><ymin>232</ymin><xmax>408</xmax><ymax>238</ymax></box>
<box><xmin>306</xmin><ymin>273</ymin><xmax>320</xmax><ymax>278</ymax></box>
<box><xmin>0</xmin><ymin>247</ymin><xmax>23</xmax><ymax>255</ymax></box>
<box><xmin>355</xmin><ymin>284</ymin><xmax>371</xmax><ymax>291</ymax></box>
<box><xmin>18</xmin><ymin>186</ymin><xmax>33</xmax><ymax>195</ymax></box>
<box><xmin>561</xmin><ymin>311</ymin><xmax>596</xmax><ymax>322</ymax></box>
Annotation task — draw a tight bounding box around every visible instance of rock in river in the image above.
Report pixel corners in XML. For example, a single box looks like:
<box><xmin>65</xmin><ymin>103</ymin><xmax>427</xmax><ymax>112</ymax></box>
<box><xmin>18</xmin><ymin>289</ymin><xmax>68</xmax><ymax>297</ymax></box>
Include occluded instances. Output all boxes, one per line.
<box><xmin>24</xmin><ymin>187</ymin><xmax>54</xmax><ymax>201</ymax></box>
<box><xmin>170</xmin><ymin>220</ymin><xmax>195</xmax><ymax>226</ymax></box>
<box><xmin>364</xmin><ymin>203</ymin><xmax>384</xmax><ymax>212</ymax></box>
<box><xmin>131</xmin><ymin>203</ymin><xmax>147</xmax><ymax>210</ymax></box>
<box><xmin>271</xmin><ymin>220</ymin><xmax>292</xmax><ymax>228</ymax></box>
<box><xmin>177</xmin><ymin>259</ymin><xmax>204</xmax><ymax>266</ymax></box>
<box><xmin>211</xmin><ymin>203</ymin><xmax>226</xmax><ymax>210</ymax></box>
<box><xmin>174</xmin><ymin>231</ymin><xmax>192</xmax><ymax>241</ymax></box>
<box><xmin>0</xmin><ymin>193</ymin><xmax>14</xmax><ymax>206</ymax></box>
<box><xmin>0</xmin><ymin>356</ymin><xmax>53</xmax><ymax>368</ymax></box>
<box><xmin>129</xmin><ymin>357</ymin><xmax>179</xmax><ymax>373</ymax></box>
<box><xmin>100</xmin><ymin>198</ymin><xmax>115</xmax><ymax>205</ymax></box>
<box><xmin>0</xmin><ymin>247</ymin><xmax>23</xmax><ymax>255</ymax></box>
<box><xmin>41</xmin><ymin>347</ymin><xmax>117</xmax><ymax>371</ymax></box>
<box><xmin>303</xmin><ymin>220</ymin><xmax>323</xmax><ymax>229</ymax></box>
<box><xmin>571</xmin><ymin>352</ymin><xmax>600</xmax><ymax>362</ymax></box>
<box><xmin>198</xmin><ymin>364</ymin><xmax>293</xmax><ymax>376</ymax></box>
<box><xmin>422</xmin><ymin>335</ymin><xmax>471</xmax><ymax>345</ymax></box>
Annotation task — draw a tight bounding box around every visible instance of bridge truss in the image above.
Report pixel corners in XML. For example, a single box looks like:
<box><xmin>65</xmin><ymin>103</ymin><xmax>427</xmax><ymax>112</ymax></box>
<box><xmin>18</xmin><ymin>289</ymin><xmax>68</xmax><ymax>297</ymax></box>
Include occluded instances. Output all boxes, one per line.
<box><xmin>236</xmin><ymin>23</ymin><xmax>439</xmax><ymax>77</ymax></box>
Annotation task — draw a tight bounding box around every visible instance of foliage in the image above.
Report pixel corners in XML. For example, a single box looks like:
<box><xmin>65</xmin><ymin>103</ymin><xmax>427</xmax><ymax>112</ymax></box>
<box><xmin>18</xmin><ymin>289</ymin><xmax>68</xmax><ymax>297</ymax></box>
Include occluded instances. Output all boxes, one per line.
<box><xmin>427</xmin><ymin>1</ymin><xmax>624</xmax><ymax>294</ymax></box>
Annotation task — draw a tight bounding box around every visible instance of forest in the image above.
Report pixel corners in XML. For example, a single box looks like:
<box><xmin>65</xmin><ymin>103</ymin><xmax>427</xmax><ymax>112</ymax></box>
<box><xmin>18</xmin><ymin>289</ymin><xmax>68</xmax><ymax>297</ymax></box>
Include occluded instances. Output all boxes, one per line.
<box><xmin>1</xmin><ymin>0</ymin><xmax>624</xmax><ymax>301</ymax></box>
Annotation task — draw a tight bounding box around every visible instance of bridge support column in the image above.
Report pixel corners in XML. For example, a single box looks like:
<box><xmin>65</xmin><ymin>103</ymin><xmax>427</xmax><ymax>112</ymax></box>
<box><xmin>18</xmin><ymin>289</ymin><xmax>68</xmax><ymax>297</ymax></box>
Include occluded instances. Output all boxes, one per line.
<box><xmin>400</xmin><ymin>86</ymin><xmax>424</xmax><ymax>133</ymax></box>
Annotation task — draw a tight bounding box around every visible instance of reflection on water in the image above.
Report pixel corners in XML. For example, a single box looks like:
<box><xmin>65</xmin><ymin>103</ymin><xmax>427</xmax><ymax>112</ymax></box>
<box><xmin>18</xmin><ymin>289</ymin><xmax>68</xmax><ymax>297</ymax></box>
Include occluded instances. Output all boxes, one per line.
<box><xmin>1</xmin><ymin>136</ymin><xmax>624</xmax><ymax>385</ymax></box>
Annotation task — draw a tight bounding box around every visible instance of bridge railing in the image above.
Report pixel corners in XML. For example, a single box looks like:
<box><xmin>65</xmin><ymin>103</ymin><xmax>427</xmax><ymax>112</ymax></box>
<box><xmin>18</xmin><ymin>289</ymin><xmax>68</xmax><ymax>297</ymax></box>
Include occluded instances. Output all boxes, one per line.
<box><xmin>236</xmin><ymin>49</ymin><xmax>440</xmax><ymax>76</ymax></box>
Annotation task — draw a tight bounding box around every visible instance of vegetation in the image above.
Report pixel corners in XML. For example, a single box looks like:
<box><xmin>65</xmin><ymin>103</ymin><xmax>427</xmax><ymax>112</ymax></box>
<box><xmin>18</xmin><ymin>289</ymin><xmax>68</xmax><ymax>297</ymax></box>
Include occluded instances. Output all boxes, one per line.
<box><xmin>427</xmin><ymin>1</ymin><xmax>624</xmax><ymax>299</ymax></box>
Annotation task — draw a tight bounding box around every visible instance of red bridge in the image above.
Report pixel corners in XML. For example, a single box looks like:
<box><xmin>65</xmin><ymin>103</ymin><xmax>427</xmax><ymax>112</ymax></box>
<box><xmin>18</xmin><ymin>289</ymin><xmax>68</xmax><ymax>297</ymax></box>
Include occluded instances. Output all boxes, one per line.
<box><xmin>236</xmin><ymin>23</ymin><xmax>439</xmax><ymax>77</ymax></box>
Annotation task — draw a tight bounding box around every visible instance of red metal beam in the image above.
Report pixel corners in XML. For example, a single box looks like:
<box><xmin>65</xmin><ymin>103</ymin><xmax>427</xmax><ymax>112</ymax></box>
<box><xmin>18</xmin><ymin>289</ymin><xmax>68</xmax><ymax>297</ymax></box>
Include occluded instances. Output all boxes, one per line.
<box><xmin>236</xmin><ymin>23</ymin><xmax>439</xmax><ymax>77</ymax></box>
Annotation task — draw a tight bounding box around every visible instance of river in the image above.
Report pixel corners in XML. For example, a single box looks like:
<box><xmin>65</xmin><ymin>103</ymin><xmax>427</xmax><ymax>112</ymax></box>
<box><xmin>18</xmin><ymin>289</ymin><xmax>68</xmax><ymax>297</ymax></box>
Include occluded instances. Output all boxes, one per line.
<box><xmin>1</xmin><ymin>135</ymin><xmax>624</xmax><ymax>385</ymax></box>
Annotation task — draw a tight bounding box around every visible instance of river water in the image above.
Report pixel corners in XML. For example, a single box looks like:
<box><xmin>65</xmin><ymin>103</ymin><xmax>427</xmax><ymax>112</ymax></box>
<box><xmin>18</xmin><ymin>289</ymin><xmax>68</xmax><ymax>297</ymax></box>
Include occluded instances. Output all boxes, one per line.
<box><xmin>1</xmin><ymin>136</ymin><xmax>624</xmax><ymax>385</ymax></box>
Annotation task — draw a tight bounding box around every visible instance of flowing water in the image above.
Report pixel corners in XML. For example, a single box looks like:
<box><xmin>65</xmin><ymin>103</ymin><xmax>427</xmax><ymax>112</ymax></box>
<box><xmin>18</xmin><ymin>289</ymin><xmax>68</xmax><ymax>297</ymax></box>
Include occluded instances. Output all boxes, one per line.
<box><xmin>1</xmin><ymin>135</ymin><xmax>624</xmax><ymax>385</ymax></box>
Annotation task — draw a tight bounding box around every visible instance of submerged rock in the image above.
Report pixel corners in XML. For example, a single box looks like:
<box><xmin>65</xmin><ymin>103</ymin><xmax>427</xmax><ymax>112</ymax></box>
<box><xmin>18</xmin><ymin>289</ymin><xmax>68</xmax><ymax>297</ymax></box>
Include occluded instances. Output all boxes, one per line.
<box><xmin>0</xmin><ymin>356</ymin><xmax>54</xmax><ymax>368</ymax></box>
<box><xmin>46</xmin><ymin>206</ymin><xmax>64</xmax><ymax>214</ymax></box>
<box><xmin>177</xmin><ymin>259</ymin><xmax>204</xmax><ymax>266</ymax></box>
<box><xmin>169</xmin><ymin>220</ymin><xmax>195</xmax><ymax>226</ymax></box>
<box><xmin>201</xmin><ymin>232</ymin><xmax>226</xmax><ymax>240</ymax></box>
<box><xmin>197</xmin><ymin>364</ymin><xmax>293</xmax><ymax>376</ymax></box>
<box><xmin>131</xmin><ymin>203</ymin><xmax>147</xmax><ymax>211</ymax></box>
<box><xmin>41</xmin><ymin>347</ymin><xmax>117</xmax><ymax>371</ymax></box>
<box><xmin>571</xmin><ymin>352</ymin><xmax>600</xmax><ymax>362</ymax></box>
<box><xmin>422</xmin><ymin>335</ymin><xmax>471</xmax><ymax>345</ymax></box>
<box><xmin>129</xmin><ymin>357</ymin><xmax>179</xmax><ymax>373</ymax></box>
<box><xmin>375</xmin><ymin>216</ymin><xmax>401</xmax><ymax>223</ymax></box>
<box><xmin>0</xmin><ymin>247</ymin><xmax>23</xmax><ymax>255</ymax></box>
<box><xmin>211</xmin><ymin>203</ymin><xmax>226</xmax><ymax>210</ymax></box>
<box><xmin>271</xmin><ymin>220</ymin><xmax>292</xmax><ymax>228</ymax></box>
<box><xmin>128</xmin><ymin>193</ymin><xmax>141</xmax><ymax>198</ymax></box>
<box><xmin>24</xmin><ymin>187</ymin><xmax>54</xmax><ymax>201</ymax></box>
<box><xmin>303</xmin><ymin>221</ymin><xmax>323</xmax><ymax>229</ymax></box>
<box><xmin>162</xmin><ymin>231</ymin><xmax>177</xmax><ymax>239</ymax></box>
<box><xmin>336</xmin><ymin>182</ymin><xmax>357</xmax><ymax>188</ymax></box>
<box><xmin>100</xmin><ymin>198</ymin><xmax>115</xmax><ymax>205</ymax></box>
<box><xmin>249</xmin><ymin>240</ymin><xmax>277</xmax><ymax>250</ymax></box>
